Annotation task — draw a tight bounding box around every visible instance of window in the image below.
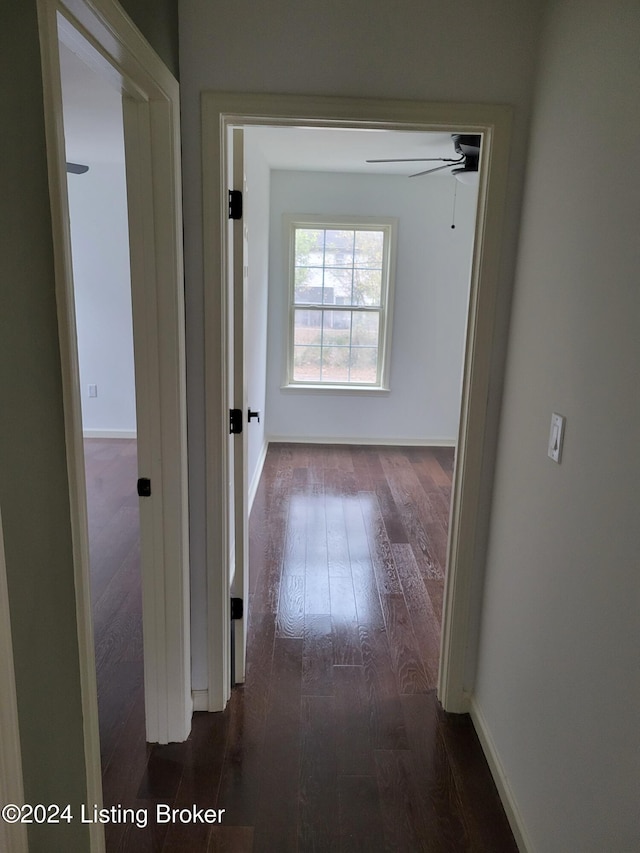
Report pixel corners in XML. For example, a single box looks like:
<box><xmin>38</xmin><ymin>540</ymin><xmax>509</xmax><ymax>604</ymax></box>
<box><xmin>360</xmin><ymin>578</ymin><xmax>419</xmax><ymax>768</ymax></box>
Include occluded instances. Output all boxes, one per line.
<box><xmin>285</xmin><ymin>215</ymin><xmax>396</xmax><ymax>390</ymax></box>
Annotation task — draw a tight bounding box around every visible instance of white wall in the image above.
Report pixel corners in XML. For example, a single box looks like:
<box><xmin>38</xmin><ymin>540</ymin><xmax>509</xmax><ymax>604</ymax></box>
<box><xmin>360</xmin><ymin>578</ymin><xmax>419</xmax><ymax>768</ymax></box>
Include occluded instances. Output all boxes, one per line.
<box><xmin>67</xmin><ymin>159</ymin><xmax>136</xmax><ymax>436</ymax></box>
<box><xmin>265</xmin><ymin>170</ymin><xmax>477</xmax><ymax>443</ymax></box>
<box><xmin>474</xmin><ymin>1</ymin><xmax>640</xmax><ymax>850</ymax></box>
<box><xmin>179</xmin><ymin>0</ymin><xmax>544</xmax><ymax>701</ymax></box>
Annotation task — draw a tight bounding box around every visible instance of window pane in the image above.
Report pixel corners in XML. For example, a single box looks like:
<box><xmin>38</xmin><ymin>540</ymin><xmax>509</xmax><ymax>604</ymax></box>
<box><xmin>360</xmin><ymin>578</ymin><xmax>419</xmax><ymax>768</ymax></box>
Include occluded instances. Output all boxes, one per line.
<box><xmin>352</xmin><ymin>312</ymin><xmax>379</xmax><ymax>346</ymax></box>
<box><xmin>293</xmin><ymin>345</ymin><xmax>321</xmax><ymax>381</ymax></box>
<box><xmin>323</xmin><ymin>268</ymin><xmax>352</xmax><ymax>304</ymax></box>
<box><xmin>294</xmin><ymin>309</ymin><xmax>322</xmax><ymax>345</ymax></box>
<box><xmin>353</xmin><ymin>267</ymin><xmax>382</xmax><ymax>306</ymax></box>
<box><xmin>321</xmin><ymin>346</ymin><xmax>350</xmax><ymax>383</ymax></box>
<box><xmin>322</xmin><ymin>310</ymin><xmax>351</xmax><ymax>347</ymax></box>
<box><xmin>295</xmin><ymin>229</ymin><xmax>324</xmax><ymax>265</ymax></box>
<box><xmin>324</xmin><ymin>230</ymin><xmax>354</xmax><ymax>267</ymax></box>
<box><xmin>294</xmin><ymin>266</ymin><xmax>323</xmax><ymax>303</ymax></box>
<box><xmin>354</xmin><ymin>230</ymin><xmax>384</xmax><ymax>268</ymax></box>
<box><xmin>349</xmin><ymin>346</ymin><xmax>378</xmax><ymax>383</ymax></box>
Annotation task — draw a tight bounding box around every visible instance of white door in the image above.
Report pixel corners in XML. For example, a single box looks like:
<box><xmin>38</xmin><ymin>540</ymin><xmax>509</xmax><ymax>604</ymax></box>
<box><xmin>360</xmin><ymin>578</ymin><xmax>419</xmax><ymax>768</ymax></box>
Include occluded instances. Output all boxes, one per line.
<box><xmin>229</xmin><ymin>128</ymin><xmax>249</xmax><ymax>683</ymax></box>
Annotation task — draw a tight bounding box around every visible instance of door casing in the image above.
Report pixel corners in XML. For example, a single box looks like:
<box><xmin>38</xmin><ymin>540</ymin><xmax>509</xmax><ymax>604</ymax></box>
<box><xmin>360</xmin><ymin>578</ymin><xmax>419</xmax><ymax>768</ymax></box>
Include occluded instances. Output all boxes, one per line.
<box><xmin>0</xmin><ymin>507</ymin><xmax>28</xmax><ymax>853</ymax></box>
<box><xmin>37</xmin><ymin>2</ymin><xmax>190</xmax><ymax>849</ymax></box>
<box><xmin>201</xmin><ymin>92</ymin><xmax>512</xmax><ymax>714</ymax></box>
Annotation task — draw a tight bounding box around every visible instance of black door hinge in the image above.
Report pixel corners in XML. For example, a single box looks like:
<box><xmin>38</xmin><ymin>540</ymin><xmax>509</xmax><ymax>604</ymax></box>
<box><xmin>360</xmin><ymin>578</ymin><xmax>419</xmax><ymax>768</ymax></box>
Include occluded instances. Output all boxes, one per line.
<box><xmin>137</xmin><ymin>477</ymin><xmax>151</xmax><ymax>497</ymax></box>
<box><xmin>230</xmin><ymin>597</ymin><xmax>243</xmax><ymax>620</ymax></box>
<box><xmin>229</xmin><ymin>408</ymin><xmax>243</xmax><ymax>434</ymax></box>
<box><xmin>228</xmin><ymin>190</ymin><xmax>242</xmax><ymax>220</ymax></box>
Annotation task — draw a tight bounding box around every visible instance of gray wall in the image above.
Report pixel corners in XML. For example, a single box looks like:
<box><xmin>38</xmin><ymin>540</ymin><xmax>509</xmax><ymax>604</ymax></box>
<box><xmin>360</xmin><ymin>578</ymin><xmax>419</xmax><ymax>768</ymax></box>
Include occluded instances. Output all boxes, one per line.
<box><xmin>474</xmin><ymin>0</ymin><xmax>640</xmax><ymax>849</ymax></box>
<box><xmin>0</xmin><ymin>3</ymin><xmax>178</xmax><ymax>850</ymax></box>
<box><xmin>119</xmin><ymin>0</ymin><xmax>179</xmax><ymax>79</ymax></box>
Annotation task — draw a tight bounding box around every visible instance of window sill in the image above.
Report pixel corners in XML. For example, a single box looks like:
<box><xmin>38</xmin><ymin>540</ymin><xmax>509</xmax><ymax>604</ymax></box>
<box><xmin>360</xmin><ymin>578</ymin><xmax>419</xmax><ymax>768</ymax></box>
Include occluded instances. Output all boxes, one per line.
<box><xmin>280</xmin><ymin>383</ymin><xmax>390</xmax><ymax>396</ymax></box>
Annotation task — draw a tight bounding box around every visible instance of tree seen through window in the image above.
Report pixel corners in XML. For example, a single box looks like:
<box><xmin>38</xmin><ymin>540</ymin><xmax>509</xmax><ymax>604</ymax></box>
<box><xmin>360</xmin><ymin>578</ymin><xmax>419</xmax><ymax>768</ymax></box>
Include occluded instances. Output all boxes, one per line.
<box><xmin>290</xmin><ymin>223</ymin><xmax>392</xmax><ymax>385</ymax></box>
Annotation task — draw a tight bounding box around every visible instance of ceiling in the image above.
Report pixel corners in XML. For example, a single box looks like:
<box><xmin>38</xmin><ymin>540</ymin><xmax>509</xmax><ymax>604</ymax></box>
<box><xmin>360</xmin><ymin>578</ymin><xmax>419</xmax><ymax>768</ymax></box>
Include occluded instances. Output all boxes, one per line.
<box><xmin>245</xmin><ymin>126</ymin><xmax>459</xmax><ymax>177</ymax></box>
<box><xmin>59</xmin><ymin>44</ymin><xmax>463</xmax><ymax>176</ymax></box>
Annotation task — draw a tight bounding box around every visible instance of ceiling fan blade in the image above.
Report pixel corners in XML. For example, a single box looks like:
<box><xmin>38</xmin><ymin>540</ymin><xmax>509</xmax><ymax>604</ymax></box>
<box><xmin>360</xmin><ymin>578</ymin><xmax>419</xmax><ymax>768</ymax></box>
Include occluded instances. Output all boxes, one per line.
<box><xmin>366</xmin><ymin>156</ymin><xmax>463</xmax><ymax>164</ymax></box>
<box><xmin>66</xmin><ymin>162</ymin><xmax>89</xmax><ymax>174</ymax></box>
<box><xmin>409</xmin><ymin>161</ymin><xmax>463</xmax><ymax>178</ymax></box>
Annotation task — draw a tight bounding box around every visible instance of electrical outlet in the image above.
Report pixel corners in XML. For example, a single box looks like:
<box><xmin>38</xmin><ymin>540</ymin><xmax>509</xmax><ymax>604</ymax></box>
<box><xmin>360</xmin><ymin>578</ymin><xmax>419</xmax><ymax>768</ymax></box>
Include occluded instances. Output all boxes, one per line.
<box><xmin>88</xmin><ymin>384</ymin><xmax>98</xmax><ymax>398</ymax></box>
<box><xmin>548</xmin><ymin>412</ymin><xmax>565</xmax><ymax>463</ymax></box>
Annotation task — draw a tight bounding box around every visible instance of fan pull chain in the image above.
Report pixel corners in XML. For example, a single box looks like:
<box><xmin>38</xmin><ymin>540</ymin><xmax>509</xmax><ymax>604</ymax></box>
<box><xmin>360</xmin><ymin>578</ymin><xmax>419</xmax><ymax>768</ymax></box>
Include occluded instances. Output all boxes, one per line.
<box><xmin>451</xmin><ymin>179</ymin><xmax>458</xmax><ymax>229</ymax></box>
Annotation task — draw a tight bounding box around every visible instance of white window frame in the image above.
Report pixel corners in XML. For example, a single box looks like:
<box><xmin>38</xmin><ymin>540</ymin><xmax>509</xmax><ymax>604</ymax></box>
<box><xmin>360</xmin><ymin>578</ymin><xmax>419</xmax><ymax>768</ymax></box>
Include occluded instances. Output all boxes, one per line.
<box><xmin>283</xmin><ymin>214</ymin><xmax>397</xmax><ymax>392</ymax></box>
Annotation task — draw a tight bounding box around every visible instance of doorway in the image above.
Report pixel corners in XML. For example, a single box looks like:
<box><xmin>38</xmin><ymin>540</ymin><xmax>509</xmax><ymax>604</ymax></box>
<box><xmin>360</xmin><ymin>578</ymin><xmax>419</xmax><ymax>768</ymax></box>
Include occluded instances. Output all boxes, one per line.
<box><xmin>240</xmin><ymin>124</ymin><xmax>479</xmax><ymax>693</ymax></box>
<box><xmin>59</xmin><ymin>37</ymin><xmax>146</xmax><ymax>803</ymax></box>
<box><xmin>38</xmin><ymin>0</ymin><xmax>191</xmax><ymax>844</ymax></box>
<box><xmin>201</xmin><ymin>93</ymin><xmax>512</xmax><ymax>714</ymax></box>
<box><xmin>265</xmin><ymin>124</ymin><xmax>476</xmax><ymax>696</ymax></box>
<box><xmin>203</xmin><ymin>93</ymin><xmax>511</xmax><ymax>712</ymax></box>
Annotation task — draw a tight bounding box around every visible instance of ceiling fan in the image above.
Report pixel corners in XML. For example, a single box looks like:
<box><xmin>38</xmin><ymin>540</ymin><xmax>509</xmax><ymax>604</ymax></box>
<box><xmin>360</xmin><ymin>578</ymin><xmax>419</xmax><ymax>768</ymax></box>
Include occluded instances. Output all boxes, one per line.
<box><xmin>66</xmin><ymin>162</ymin><xmax>89</xmax><ymax>174</ymax></box>
<box><xmin>366</xmin><ymin>133</ymin><xmax>481</xmax><ymax>180</ymax></box>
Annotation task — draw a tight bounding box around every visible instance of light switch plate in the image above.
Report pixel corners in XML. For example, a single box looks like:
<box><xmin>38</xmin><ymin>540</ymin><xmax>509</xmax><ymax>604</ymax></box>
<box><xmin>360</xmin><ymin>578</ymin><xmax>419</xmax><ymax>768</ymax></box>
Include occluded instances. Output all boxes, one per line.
<box><xmin>548</xmin><ymin>412</ymin><xmax>565</xmax><ymax>463</ymax></box>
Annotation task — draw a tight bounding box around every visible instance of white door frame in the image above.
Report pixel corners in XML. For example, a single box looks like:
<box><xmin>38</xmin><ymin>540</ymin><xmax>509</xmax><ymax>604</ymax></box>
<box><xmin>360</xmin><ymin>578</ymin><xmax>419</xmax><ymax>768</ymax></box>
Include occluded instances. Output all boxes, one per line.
<box><xmin>37</xmin><ymin>0</ymin><xmax>190</xmax><ymax>846</ymax></box>
<box><xmin>202</xmin><ymin>92</ymin><xmax>511</xmax><ymax>714</ymax></box>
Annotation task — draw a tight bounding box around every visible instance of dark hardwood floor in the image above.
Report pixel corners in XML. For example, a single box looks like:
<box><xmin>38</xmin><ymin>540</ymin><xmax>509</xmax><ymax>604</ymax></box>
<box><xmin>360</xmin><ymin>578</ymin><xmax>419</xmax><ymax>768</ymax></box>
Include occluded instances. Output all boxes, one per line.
<box><xmin>85</xmin><ymin>439</ymin><xmax>517</xmax><ymax>852</ymax></box>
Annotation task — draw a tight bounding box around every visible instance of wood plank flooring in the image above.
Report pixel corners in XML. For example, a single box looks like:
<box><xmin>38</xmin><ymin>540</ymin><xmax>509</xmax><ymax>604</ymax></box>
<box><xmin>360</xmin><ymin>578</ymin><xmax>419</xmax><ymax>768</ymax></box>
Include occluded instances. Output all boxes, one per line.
<box><xmin>85</xmin><ymin>439</ymin><xmax>517</xmax><ymax>852</ymax></box>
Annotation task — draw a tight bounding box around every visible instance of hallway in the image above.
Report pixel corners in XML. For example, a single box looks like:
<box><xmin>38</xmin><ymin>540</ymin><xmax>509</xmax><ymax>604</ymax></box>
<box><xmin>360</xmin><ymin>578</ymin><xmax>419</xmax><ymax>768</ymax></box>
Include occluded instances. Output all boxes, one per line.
<box><xmin>89</xmin><ymin>441</ymin><xmax>516</xmax><ymax>851</ymax></box>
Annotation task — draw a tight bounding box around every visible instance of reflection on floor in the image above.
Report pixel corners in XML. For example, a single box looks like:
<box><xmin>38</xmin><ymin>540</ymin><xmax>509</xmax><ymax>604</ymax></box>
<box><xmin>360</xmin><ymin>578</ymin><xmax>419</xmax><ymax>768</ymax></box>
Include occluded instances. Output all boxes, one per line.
<box><xmin>86</xmin><ymin>440</ymin><xmax>516</xmax><ymax>851</ymax></box>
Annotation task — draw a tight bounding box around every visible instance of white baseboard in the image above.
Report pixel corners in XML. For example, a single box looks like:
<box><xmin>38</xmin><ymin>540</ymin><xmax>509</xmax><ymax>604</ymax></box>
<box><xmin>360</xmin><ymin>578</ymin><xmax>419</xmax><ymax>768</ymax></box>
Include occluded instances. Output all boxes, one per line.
<box><xmin>248</xmin><ymin>439</ymin><xmax>269</xmax><ymax>514</ymax></box>
<box><xmin>83</xmin><ymin>429</ymin><xmax>137</xmax><ymax>439</ymax></box>
<box><xmin>267</xmin><ymin>435</ymin><xmax>456</xmax><ymax>447</ymax></box>
<box><xmin>191</xmin><ymin>689</ymin><xmax>209</xmax><ymax>712</ymax></box>
<box><xmin>470</xmin><ymin>696</ymin><xmax>534</xmax><ymax>853</ymax></box>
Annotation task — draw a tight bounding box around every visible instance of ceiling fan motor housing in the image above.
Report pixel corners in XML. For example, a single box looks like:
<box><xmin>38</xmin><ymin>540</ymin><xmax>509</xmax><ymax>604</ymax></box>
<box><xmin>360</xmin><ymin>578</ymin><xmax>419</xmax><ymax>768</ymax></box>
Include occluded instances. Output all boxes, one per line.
<box><xmin>451</xmin><ymin>134</ymin><xmax>481</xmax><ymax>174</ymax></box>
